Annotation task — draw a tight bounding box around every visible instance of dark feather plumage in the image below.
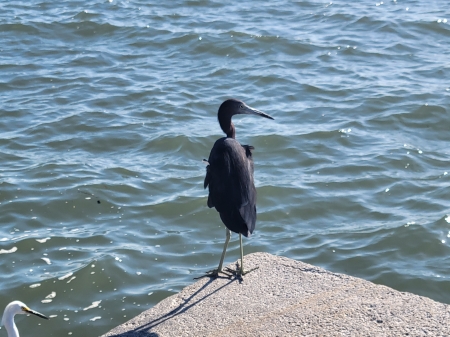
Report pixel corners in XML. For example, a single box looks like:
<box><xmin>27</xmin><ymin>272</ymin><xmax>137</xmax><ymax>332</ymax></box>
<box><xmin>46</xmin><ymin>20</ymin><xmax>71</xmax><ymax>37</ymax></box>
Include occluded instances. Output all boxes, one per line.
<box><xmin>204</xmin><ymin>99</ymin><xmax>273</xmax><ymax>239</ymax></box>
<box><xmin>204</xmin><ymin>138</ymin><xmax>256</xmax><ymax>237</ymax></box>
<box><xmin>198</xmin><ymin>98</ymin><xmax>273</xmax><ymax>277</ymax></box>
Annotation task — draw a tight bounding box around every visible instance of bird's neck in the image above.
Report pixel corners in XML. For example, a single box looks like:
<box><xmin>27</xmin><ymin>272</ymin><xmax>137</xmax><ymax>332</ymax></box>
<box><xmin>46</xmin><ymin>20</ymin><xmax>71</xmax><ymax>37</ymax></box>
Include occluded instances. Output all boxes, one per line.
<box><xmin>218</xmin><ymin>113</ymin><xmax>236</xmax><ymax>138</ymax></box>
<box><xmin>226</xmin><ymin>123</ymin><xmax>235</xmax><ymax>138</ymax></box>
<box><xmin>4</xmin><ymin>317</ymin><xmax>19</xmax><ymax>337</ymax></box>
<box><xmin>220</xmin><ymin>121</ymin><xmax>236</xmax><ymax>138</ymax></box>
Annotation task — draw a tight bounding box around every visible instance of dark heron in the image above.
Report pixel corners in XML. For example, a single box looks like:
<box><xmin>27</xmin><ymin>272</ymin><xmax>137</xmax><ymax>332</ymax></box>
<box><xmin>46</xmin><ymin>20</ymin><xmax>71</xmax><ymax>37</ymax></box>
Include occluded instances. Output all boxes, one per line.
<box><xmin>199</xmin><ymin>98</ymin><xmax>274</xmax><ymax>278</ymax></box>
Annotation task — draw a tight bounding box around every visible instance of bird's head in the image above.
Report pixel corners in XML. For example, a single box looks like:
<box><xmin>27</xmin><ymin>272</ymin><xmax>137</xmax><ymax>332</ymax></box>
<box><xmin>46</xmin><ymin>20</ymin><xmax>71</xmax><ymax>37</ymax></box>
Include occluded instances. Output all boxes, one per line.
<box><xmin>2</xmin><ymin>301</ymin><xmax>48</xmax><ymax>322</ymax></box>
<box><xmin>217</xmin><ymin>98</ymin><xmax>274</xmax><ymax>138</ymax></box>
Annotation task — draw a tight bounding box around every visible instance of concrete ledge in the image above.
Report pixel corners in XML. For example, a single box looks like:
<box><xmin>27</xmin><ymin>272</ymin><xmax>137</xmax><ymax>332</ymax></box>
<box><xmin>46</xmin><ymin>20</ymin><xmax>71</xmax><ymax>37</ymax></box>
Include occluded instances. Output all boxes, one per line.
<box><xmin>101</xmin><ymin>252</ymin><xmax>450</xmax><ymax>336</ymax></box>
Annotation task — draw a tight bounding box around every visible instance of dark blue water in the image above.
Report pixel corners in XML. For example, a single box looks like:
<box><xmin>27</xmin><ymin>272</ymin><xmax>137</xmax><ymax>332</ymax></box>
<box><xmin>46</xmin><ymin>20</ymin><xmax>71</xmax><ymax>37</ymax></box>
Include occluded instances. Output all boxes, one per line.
<box><xmin>1</xmin><ymin>1</ymin><xmax>449</xmax><ymax>336</ymax></box>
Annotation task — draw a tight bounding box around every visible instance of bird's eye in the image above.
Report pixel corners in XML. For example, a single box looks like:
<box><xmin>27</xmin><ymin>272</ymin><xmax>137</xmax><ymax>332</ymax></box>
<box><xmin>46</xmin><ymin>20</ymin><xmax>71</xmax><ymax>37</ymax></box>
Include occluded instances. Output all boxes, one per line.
<box><xmin>240</xmin><ymin>105</ymin><xmax>244</xmax><ymax>109</ymax></box>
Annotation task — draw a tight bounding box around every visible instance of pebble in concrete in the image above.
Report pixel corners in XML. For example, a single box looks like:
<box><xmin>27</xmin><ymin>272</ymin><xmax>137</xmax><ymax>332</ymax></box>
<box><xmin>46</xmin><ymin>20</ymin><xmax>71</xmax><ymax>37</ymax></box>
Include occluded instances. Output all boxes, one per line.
<box><xmin>101</xmin><ymin>252</ymin><xmax>450</xmax><ymax>337</ymax></box>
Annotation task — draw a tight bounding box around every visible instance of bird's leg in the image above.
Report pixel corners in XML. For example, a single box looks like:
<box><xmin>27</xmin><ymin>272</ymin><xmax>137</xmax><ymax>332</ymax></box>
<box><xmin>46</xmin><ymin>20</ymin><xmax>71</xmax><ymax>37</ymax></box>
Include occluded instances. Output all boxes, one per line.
<box><xmin>195</xmin><ymin>229</ymin><xmax>232</xmax><ymax>279</ymax></box>
<box><xmin>239</xmin><ymin>233</ymin><xmax>245</xmax><ymax>274</ymax></box>
<box><xmin>217</xmin><ymin>228</ymin><xmax>231</xmax><ymax>272</ymax></box>
<box><xmin>226</xmin><ymin>233</ymin><xmax>259</xmax><ymax>276</ymax></box>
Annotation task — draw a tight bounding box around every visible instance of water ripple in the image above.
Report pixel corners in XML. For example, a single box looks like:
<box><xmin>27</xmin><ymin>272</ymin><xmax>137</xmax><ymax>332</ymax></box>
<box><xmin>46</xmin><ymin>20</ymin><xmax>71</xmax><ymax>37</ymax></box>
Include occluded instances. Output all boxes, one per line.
<box><xmin>1</xmin><ymin>1</ymin><xmax>450</xmax><ymax>336</ymax></box>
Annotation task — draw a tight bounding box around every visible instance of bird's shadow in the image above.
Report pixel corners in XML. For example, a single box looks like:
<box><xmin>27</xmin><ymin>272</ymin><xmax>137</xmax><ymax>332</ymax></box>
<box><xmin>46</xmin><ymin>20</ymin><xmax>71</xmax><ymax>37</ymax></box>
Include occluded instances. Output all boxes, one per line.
<box><xmin>104</xmin><ymin>274</ymin><xmax>238</xmax><ymax>337</ymax></box>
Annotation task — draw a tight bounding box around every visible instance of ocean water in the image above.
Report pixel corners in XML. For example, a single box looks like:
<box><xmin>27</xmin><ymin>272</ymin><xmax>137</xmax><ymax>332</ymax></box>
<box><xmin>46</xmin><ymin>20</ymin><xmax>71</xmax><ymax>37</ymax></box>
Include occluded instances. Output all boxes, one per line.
<box><xmin>0</xmin><ymin>1</ymin><xmax>449</xmax><ymax>336</ymax></box>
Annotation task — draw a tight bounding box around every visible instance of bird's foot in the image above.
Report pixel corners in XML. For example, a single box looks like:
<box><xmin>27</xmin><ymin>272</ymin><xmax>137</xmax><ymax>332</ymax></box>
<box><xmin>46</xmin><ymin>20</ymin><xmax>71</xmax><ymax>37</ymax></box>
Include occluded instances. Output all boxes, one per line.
<box><xmin>194</xmin><ymin>268</ymin><xmax>232</xmax><ymax>280</ymax></box>
<box><xmin>241</xmin><ymin>266</ymin><xmax>259</xmax><ymax>276</ymax></box>
<box><xmin>225</xmin><ymin>266</ymin><xmax>259</xmax><ymax>277</ymax></box>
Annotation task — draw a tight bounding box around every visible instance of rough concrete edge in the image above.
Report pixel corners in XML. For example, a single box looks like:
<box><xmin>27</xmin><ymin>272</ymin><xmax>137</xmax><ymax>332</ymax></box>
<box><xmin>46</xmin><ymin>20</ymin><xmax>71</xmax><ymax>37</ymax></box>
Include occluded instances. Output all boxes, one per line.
<box><xmin>100</xmin><ymin>252</ymin><xmax>450</xmax><ymax>336</ymax></box>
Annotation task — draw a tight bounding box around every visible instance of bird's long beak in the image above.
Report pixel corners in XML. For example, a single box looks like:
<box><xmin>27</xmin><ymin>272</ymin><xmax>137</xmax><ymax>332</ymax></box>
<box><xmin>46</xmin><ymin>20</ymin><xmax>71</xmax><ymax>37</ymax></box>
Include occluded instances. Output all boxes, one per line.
<box><xmin>23</xmin><ymin>306</ymin><xmax>49</xmax><ymax>320</ymax></box>
<box><xmin>240</xmin><ymin>103</ymin><xmax>274</xmax><ymax>120</ymax></box>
